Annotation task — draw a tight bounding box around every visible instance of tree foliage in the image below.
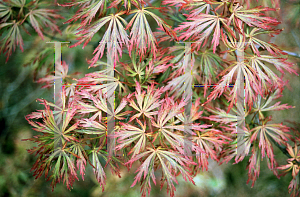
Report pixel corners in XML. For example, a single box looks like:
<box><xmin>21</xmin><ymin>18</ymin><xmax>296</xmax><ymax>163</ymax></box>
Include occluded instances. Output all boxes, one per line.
<box><xmin>1</xmin><ymin>0</ymin><xmax>298</xmax><ymax>196</ymax></box>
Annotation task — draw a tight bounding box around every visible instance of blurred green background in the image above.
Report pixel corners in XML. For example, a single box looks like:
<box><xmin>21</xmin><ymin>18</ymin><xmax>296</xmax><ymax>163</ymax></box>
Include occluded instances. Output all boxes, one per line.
<box><xmin>0</xmin><ymin>0</ymin><xmax>300</xmax><ymax>196</ymax></box>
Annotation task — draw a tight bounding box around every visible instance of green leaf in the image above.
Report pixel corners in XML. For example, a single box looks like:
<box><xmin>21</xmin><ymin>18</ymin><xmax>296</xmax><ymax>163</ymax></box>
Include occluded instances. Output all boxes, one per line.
<box><xmin>0</xmin><ymin>21</ymin><xmax>24</xmax><ymax>62</ymax></box>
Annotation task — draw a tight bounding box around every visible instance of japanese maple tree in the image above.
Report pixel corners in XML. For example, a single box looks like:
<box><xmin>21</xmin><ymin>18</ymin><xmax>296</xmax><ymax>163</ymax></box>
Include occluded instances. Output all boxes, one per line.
<box><xmin>2</xmin><ymin>0</ymin><xmax>300</xmax><ymax>196</ymax></box>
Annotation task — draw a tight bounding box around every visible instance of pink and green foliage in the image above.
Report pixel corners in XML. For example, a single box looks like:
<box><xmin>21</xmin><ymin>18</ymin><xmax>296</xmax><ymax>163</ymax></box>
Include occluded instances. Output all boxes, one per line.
<box><xmin>2</xmin><ymin>0</ymin><xmax>297</xmax><ymax>196</ymax></box>
<box><xmin>0</xmin><ymin>0</ymin><xmax>63</xmax><ymax>61</ymax></box>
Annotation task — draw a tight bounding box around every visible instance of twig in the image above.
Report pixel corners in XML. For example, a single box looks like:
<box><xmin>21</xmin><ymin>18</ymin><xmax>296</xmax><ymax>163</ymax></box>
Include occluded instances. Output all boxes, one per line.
<box><xmin>269</xmin><ymin>136</ymin><xmax>290</xmax><ymax>158</ymax></box>
<box><xmin>283</xmin><ymin>50</ymin><xmax>300</xmax><ymax>59</ymax></box>
<box><xmin>7</xmin><ymin>88</ymin><xmax>46</xmax><ymax>129</ymax></box>
<box><xmin>2</xmin><ymin>66</ymin><xmax>31</xmax><ymax>116</ymax></box>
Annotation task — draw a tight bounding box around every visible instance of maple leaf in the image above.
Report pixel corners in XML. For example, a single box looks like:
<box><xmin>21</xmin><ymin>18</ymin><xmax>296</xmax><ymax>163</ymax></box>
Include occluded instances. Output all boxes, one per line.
<box><xmin>0</xmin><ymin>21</ymin><xmax>24</xmax><ymax>62</ymax></box>
<box><xmin>123</xmin><ymin>52</ymin><xmax>149</xmax><ymax>83</ymax></box>
<box><xmin>126</xmin><ymin>7</ymin><xmax>176</xmax><ymax>60</ymax></box>
<box><xmin>277</xmin><ymin>141</ymin><xmax>300</xmax><ymax>196</ymax></box>
<box><xmin>77</xmin><ymin>91</ymin><xmax>106</xmax><ymax>122</ymax></box>
<box><xmin>62</xmin><ymin>0</ymin><xmax>108</xmax><ymax>27</ymax></box>
<box><xmin>250</xmin><ymin>55</ymin><xmax>298</xmax><ymax>75</ymax></box>
<box><xmin>122</xmin><ymin>48</ymin><xmax>172</xmax><ymax>85</ymax></box>
<box><xmin>90</xmin><ymin>149</ymin><xmax>108</xmax><ymax>192</ymax></box>
<box><xmin>150</xmin><ymin>50</ymin><xmax>174</xmax><ymax>74</ymax></box>
<box><xmin>126</xmin><ymin>147</ymin><xmax>195</xmax><ymax>197</ymax></box>
<box><xmin>151</xmin><ymin>97</ymin><xmax>189</xmax><ymax>154</ymax></box>
<box><xmin>182</xmin><ymin>0</ymin><xmax>210</xmax><ymax>17</ymax></box>
<box><xmin>69</xmin><ymin>142</ymin><xmax>87</xmax><ymax>180</ymax></box>
<box><xmin>0</xmin><ymin>0</ymin><xmax>26</xmax><ymax>22</ymax></box>
<box><xmin>165</xmin><ymin>64</ymin><xmax>200</xmax><ymax>100</ymax></box>
<box><xmin>192</xmin><ymin>128</ymin><xmax>230</xmax><ymax>171</ymax></box>
<box><xmin>77</xmin><ymin>71</ymin><xmax>126</xmax><ymax>97</ymax></box>
<box><xmin>246</xmin><ymin>143</ymin><xmax>261</xmax><ymax>187</ymax></box>
<box><xmin>126</xmin><ymin>8</ymin><xmax>157</xmax><ymax>60</ymax></box>
<box><xmin>127</xmin><ymin>81</ymin><xmax>164</xmax><ymax>122</ymax></box>
<box><xmin>0</xmin><ymin>0</ymin><xmax>63</xmax><ymax>61</ymax></box>
<box><xmin>278</xmin><ymin>143</ymin><xmax>300</xmax><ymax>178</ymax></box>
<box><xmin>228</xmin><ymin>5</ymin><xmax>280</xmax><ymax>31</ymax></box>
<box><xmin>77</xmin><ymin>98</ymin><xmax>104</xmax><ymax>123</ymax></box>
<box><xmin>25</xmin><ymin>8</ymin><xmax>63</xmax><ymax>40</ymax></box>
<box><xmin>154</xmin><ymin>26</ymin><xmax>178</xmax><ymax>44</ymax></box>
<box><xmin>78</xmin><ymin>118</ymin><xmax>107</xmax><ymax>134</ymax></box>
<box><xmin>78</xmin><ymin>91</ymin><xmax>131</xmax><ymax>122</ymax></box>
<box><xmin>0</xmin><ymin>2</ymin><xmax>12</xmax><ymax>23</ymax></box>
<box><xmin>115</xmin><ymin>119</ymin><xmax>149</xmax><ymax>157</ymax></box>
<box><xmin>253</xmin><ymin>90</ymin><xmax>295</xmax><ymax>120</ymax></box>
<box><xmin>26</xmin><ymin>144</ymin><xmax>79</xmax><ymax>191</ymax></box>
<box><xmin>25</xmin><ymin>98</ymin><xmax>81</xmax><ymax>190</ymax></box>
<box><xmin>195</xmin><ymin>49</ymin><xmax>222</xmax><ymax>96</ymax></box>
<box><xmin>123</xmin><ymin>47</ymin><xmax>172</xmax><ymax>83</ymax></box>
<box><xmin>164</xmin><ymin>46</ymin><xmax>200</xmax><ymax>98</ymax></box>
<box><xmin>71</xmin><ymin>11</ymin><xmax>129</xmax><ymax>67</ymax></box>
<box><xmin>175</xmin><ymin>13</ymin><xmax>234</xmax><ymax>53</ymax></box>
<box><xmin>147</xmin><ymin>9</ymin><xmax>178</xmax><ymax>41</ymax></box>
<box><xmin>207</xmin><ymin>61</ymin><xmax>261</xmax><ymax>112</ymax></box>
<box><xmin>246</xmin><ymin>120</ymin><xmax>292</xmax><ymax>188</ymax></box>
<box><xmin>245</xmin><ymin>28</ymin><xmax>285</xmax><ymax>56</ymax></box>
<box><xmin>249</xmin><ymin>55</ymin><xmax>298</xmax><ymax>93</ymax></box>
<box><xmin>98</xmin><ymin>95</ymin><xmax>131</xmax><ymax>121</ymax></box>
<box><xmin>250</xmin><ymin>122</ymin><xmax>291</xmax><ymax>170</ymax></box>
<box><xmin>26</xmin><ymin>99</ymin><xmax>79</xmax><ymax>146</ymax></box>
<box><xmin>47</xmin><ymin>146</ymin><xmax>79</xmax><ymax>191</ymax></box>
<box><xmin>163</xmin><ymin>116</ymin><xmax>208</xmax><ymax>136</ymax></box>
<box><xmin>287</xmin><ymin>178</ymin><xmax>300</xmax><ymax>197</ymax></box>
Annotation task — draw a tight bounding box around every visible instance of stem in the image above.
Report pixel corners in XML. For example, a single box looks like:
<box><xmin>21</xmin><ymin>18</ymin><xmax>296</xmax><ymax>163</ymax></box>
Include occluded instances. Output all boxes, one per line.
<box><xmin>283</xmin><ymin>50</ymin><xmax>300</xmax><ymax>59</ymax></box>
<box><xmin>114</xmin><ymin>68</ymin><xmax>131</xmax><ymax>85</ymax></box>
<box><xmin>268</xmin><ymin>136</ymin><xmax>289</xmax><ymax>157</ymax></box>
<box><xmin>250</xmin><ymin>111</ymin><xmax>259</xmax><ymax>124</ymax></box>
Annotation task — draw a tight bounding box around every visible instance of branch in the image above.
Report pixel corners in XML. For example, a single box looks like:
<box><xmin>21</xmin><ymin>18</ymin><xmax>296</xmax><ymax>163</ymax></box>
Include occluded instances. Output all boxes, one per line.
<box><xmin>283</xmin><ymin>50</ymin><xmax>300</xmax><ymax>59</ymax></box>
<box><xmin>268</xmin><ymin>136</ymin><xmax>290</xmax><ymax>158</ymax></box>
